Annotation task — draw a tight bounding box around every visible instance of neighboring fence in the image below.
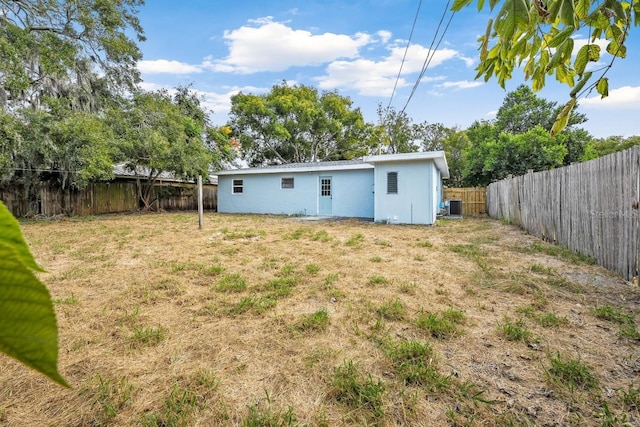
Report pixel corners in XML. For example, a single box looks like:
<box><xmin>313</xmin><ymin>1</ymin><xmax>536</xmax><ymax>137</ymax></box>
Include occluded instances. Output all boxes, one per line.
<box><xmin>487</xmin><ymin>146</ymin><xmax>640</xmax><ymax>281</ymax></box>
<box><xmin>1</xmin><ymin>181</ymin><xmax>218</xmax><ymax>218</ymax></box>
<box><xmin>443</xmin><ymin>187</ymin><xmax>487</xmax><ymax>216</ymax></box>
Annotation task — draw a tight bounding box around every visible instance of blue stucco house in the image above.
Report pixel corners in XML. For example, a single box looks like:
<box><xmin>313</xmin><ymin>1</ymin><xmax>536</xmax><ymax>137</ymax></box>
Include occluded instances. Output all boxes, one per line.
<box><xmin>216</xmin><ymin>151</ymin><xmax>449</xmax><ymax>225</ymax></box>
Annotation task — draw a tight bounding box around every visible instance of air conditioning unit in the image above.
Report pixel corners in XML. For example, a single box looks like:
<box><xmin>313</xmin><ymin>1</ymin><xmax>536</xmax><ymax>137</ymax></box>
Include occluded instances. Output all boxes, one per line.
<box><xmin>447</xmin><ymin>199</ymin><xmax>462</xmax><ymax>216</ymax></box>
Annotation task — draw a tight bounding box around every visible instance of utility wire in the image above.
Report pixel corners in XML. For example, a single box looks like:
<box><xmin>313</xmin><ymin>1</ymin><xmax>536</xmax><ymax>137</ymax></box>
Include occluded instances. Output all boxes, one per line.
<box><xmin>401</xmin><ymin>0</ymin><xmax>456</xmax><ymax>114</ymax></box>
<box><xmin>385</xmin><ymin>0</ymin><xmax>423</xmax><ymax>116</ymax></box>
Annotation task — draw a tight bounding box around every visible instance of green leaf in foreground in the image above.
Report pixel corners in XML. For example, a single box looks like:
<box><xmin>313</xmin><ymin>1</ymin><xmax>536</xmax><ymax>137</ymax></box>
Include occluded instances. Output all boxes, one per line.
<box><xmin>0</xmin><ymin>202</ymin><xmax>68</xmax><ymax>387</ymax></box>
<box><xmin>0</xmin><ymin>203</ymin><xmax>44</xmax><ymax>272</ymax></box>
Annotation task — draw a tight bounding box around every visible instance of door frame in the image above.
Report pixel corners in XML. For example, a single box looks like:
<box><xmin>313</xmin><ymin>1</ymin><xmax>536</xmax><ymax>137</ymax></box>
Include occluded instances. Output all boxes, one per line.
<box><xmin>318</xmin><ymin>176</ymin><xmax>332</xmax><ymax>215</ymax></box>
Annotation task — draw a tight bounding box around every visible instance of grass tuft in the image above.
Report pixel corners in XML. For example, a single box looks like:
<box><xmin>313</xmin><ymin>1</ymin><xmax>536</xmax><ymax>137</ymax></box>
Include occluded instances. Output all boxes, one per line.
<box><xmin>305</xmin><ymin>263</ymin><xmax>321</xmax><ymax>275</ymax></box>
<box><xmin>593</xmin><ymin>305</ymin><xmax>639</xmax><ymax>339</ymax></box>
<box><xmin>141</xmin><ymin>383</ymin><xmax>201</xmax><ymax>427</ymax></box>
<box><xmin>368</xmin><ymin>275</ymin><xmax>389</xmax><ymax>286</ymax></box>
<box><xmin>415</xmin><ymin>308</ymin><xmax>465</xmax><ymax>338</ymax></box>
<box><xmin>498</xmin><ymin>316</ymin><xmax>533</xmax><ymax>342</ymax></box>
<box><xmin>376</xmin><ymin>298</ymin><xmax>406</xmax><ymax>320</ymax></box>
<box><xmin>294</xmin><ymin>308</ymin><xmax>329</xmax><ymax>332</ymax></box>
<box><xmin>383</xmin><ymin>338</ymin><xmax>448</xmax><ymax>389</ymax></box>
<box><xmin>130</xmin><ymin>325</ymin><xmax>166</xmax><ymax>347</ymax></box>
<box><xmin>345</xmin><ymin>233</ymin><xmax>365</xmax><ymax>248</ymax></box>
<box><xmin>216</xmin><ymin>273</ymin><xmax>247</xmax><ymax>293</ymax></box>
<box><xmin>545</xmin><ymin>352</ymin><xmax>597</xmax><ymax>392</ymax></box>
<box><xmin>241</xmin><ymin>392</ymin><xmax>300</xmax><ymax>427</ymax></box>
<box><xmin>87</xmin><ymin>374</ymin><xmax>134</xmax><ymax>425</ymax></box>
<box><xmin>330</xmin><ymin>360</ymin><xmax>385</xmax><ymax>422</ymax></box>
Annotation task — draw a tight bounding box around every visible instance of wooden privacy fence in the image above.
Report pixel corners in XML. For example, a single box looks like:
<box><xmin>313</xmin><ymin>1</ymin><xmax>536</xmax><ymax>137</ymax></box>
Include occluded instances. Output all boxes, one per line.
<box><xmin>487</xmin><ymin>146</ymin><xmax>640</xmax><ymax>281</ymax></box>
<box><xmin>1</xmin><ymin>181</ymin><xmax>218</xmax><ymax>218</ymax></box>
<box><xmin>443</xmin><ymin>187</ymin><xmax>487</xmax><ymax>216</ymax></box>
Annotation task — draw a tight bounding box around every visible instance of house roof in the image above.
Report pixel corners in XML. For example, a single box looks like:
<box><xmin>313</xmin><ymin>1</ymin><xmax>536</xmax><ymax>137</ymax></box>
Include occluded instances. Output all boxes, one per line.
<box><xmin>113</xmin><ymin>163</ymin><xmax>218</xmax><ymax>185</ymax></box>
<box><xmin>363</xmin><ymin>151</ymin><xmax>449</xmax><ymax>179</ymax></box>
<box><xmin>215</xmin><ymin>159</ymin><xmax>373</xmax><ymax>175</ymax></box>
<box><xmin>216</xmin><ymin>151</ymin><xmax>449</xmax><ymax>179</ymax></box>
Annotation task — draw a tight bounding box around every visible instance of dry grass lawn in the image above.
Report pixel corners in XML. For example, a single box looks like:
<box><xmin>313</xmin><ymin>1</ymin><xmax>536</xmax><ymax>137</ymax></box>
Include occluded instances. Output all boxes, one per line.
<box><xmin>1</xmin><ymin>212</ymin><xmax>640</xmax><ymax>426</ymax></box>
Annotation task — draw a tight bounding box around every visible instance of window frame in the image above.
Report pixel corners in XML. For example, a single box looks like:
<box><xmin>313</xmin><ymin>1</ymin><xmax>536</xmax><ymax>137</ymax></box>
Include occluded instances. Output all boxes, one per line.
<box><xmin>387</xmin><ymin>171</ymin><xmax>398</xmax><ymax>194</ymax></box>
<box><xmin>281</xmin><ymin>177</ymin><xmax>295</xmax><ymax>189</ymax></box>
<box><xmin>232</xmin><ymin>179</ymin><xmax>244</xmax><ymax>194</ymax></box>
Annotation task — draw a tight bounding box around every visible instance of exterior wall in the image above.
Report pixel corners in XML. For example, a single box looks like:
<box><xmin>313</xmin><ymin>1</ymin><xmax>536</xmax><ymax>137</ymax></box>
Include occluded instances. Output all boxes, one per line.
<box><xmin>373</xmin><ymin>160</ymin><xmax>437</xmax><ymax>225</ymax></box>
<box><xmin>218</xmin><ymin>169</ymin><xmax>374</xmax><ymax>218</ymax></box>
<box><xmin>433</xmin><ymin>167</ymin><xmax>442</xmax><ymax>221</ymax></box>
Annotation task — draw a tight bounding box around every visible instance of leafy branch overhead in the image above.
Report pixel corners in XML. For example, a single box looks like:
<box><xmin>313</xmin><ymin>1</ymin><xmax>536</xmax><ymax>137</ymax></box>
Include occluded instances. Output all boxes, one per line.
<box><xmin>451</xmin><ymin>0</ymin><xmax>639</xmax><ymax>134</ymax></box>
<box><xmin>0</xmin><ymin>202</ymin><xmax>68</xmax><ymax>387</ymax></box>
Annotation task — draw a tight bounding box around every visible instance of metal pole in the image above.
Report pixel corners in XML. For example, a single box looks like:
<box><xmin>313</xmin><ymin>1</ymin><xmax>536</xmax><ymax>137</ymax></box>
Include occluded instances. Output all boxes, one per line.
<box><xmin>197</xmin><ymin>175</ymin><xmax>203</xmax><ymax>230</ymax></box>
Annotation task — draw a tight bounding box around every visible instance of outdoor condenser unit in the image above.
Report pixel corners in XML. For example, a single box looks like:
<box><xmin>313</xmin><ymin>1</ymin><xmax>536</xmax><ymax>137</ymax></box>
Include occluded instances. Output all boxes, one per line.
<box><xmin>447</xmin><ymin>199</ymin><xmax>462</xmax><ymax>216</ymax></box>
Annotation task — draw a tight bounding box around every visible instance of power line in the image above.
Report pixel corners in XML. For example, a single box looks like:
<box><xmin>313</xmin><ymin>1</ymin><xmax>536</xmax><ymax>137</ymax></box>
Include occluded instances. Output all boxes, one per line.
<box><xmin>401</xmin><ymin>0</ymin><xmax>456</xmax><ymax>115</ymax></box>
<box><xmin>385</xmin><ymin>0</ymin><xmax>423</xmax><ymax>114</ymax></box>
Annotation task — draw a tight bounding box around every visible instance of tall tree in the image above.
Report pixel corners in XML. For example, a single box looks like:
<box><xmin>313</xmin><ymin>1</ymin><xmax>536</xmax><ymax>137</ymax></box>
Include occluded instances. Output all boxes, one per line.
<box><xmin>463</xmin><ymin>124</ymin><xmax>567</xmax><ymax>186</ymax></box>
<box><xmin>108</xmin><ymin>88</ymin><xmax>224</xmax><ymax>210</ymax></box>
<box><xmin>0</xmin><ymin>0</ymin><xmax>145</xmax><ymax>110</ymax></box>
<box><xmin>0</xmin><ymin>107</ymin><xmax>115</xmax><ymax>214</ymax></box>
<box><xmin>494</xmin><ymin>85</ymin><xmax>586</xmax><ymax>134</ymax></box>
<box><xmin>414</xmin><ymin>122</ymin><xmax>470</xmax><ymax>186</ymax></box>
<box><xmin>229</xmin><ymin>82</ymin><xmax>369</xmax><ymax>166</ymax></box>
<box><xmin>451</xmin><ymin>0</ymin><xmax>639</xmax><ymax>133</ymax></box>
<box><xmin>375</xmin><ymin>104</ymin><xmax>419</xmax><ymax>154</ymax></box>
<box><xmin>493</xmin><ymin>85</ymin><xmax>591</xmax><ymax>163</ymax></box>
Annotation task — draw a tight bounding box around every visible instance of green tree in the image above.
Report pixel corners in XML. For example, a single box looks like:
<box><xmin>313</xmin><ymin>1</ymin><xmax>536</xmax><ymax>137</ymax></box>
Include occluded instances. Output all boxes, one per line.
<box><xmin>375</xmin><ymin>105</ymin><xmax>419</xmax><ymax>154</ymax></box>
<box><xmin>0</xmin><ymin>108</ymin><xmax>116</xmax><ymax>215</ymax></box>
<box><xmin>0</xmin><ymin>0</ymin><xmax>145</xmax><ymax>110</ymax></box>
<box><xmin>583</xmin><ymin>135</ymin><xmax>640</xmax><ymax>159</ymax></box>
<box><xmin>451</xmin><ymin>0</ymin><xmax>639</xmax><ymax>134</ymax></box>
<box><xmin>494</xmin><ymin>85</ymin><xmax>586</xmax><ymax>134</ymax></box>
<box><xmin>463</xmin><ymin>123</ymin><xmax>567</xmax><ymax>186</ymax></box>
<box><xmin>229</xmin><ymin>82</ymin><xmax>369</xmax><ymax>165</ymax></box>
<box><xmin>493</xmin><ymin>85</ymin><xmax>591</xmax><ymax>164</ymax></box>
<box><xmin>109</xmin><ymin>88</ymin><xmax>217</xmax><ymax>210</ymax></box>
<box><xmin>415</xmin><ymin>123</ymin><xmax>470</xmax><ymax>186</ymax></box>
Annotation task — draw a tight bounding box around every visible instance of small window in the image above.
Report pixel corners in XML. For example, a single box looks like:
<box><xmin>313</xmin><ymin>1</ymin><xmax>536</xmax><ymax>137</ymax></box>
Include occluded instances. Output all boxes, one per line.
<box><xmin>387</xmin><ymin>172</ymin><xmax>398</xmax><ymax>194</ymax></box>
<box><xmin>232</xmin><ymin>179</ymin><xmax>243</xmax><ymax>194</ymax></box>
<box><xmin>281</xmin><ymin>177</ymin><xmax>294</xmax><ymax>189</ymax></box>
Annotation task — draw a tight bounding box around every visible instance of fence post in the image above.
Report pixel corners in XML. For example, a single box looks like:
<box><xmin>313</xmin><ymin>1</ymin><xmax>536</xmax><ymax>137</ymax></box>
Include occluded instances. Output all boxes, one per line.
<box><xmin>197</xmin><ymin>176</ymin><xmax>203</xmax><ymax>230</ymax></box>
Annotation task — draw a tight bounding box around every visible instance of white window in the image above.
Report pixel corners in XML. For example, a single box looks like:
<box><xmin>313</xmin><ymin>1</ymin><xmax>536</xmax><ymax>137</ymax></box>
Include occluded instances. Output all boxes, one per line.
<box><xmin>281</xmin><ymin>177</ymin><xmax>294</xmax><ymax>189</ymax></box>
<box><xmin>387</xmin><ymin>172</ymin><xmax>398</xmax><ymax>194</ymax></box>
<box><xmin>232</xmin><ymin>179</ymin><xmax>243</xmax><ymax>194</ymax></box>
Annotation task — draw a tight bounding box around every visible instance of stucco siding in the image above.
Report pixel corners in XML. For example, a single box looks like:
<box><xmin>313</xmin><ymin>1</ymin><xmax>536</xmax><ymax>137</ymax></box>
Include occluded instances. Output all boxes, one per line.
<box><xmin>218</xmin><ymin>169</ymin><xmax>374</xmax><ymax>218</ymax></box>
<box><xmin>373</xmin><ymin>160</ymin><xmax>436</xmax><ymax>225</ymax></box>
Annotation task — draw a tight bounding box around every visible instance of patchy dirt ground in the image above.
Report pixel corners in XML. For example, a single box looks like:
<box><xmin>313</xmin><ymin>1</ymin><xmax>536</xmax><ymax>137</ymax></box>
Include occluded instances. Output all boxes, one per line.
<box><xmin>1</xmin><ymin>212</ymin><xmax>639</xmax><ymax>426</ymax></box>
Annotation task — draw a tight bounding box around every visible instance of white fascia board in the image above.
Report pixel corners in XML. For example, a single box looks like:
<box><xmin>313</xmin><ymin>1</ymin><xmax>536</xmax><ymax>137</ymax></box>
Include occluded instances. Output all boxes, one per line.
<box><xmin>363</xmin><ymin>151</ymin><xmax>450</xmax><ymax>179</ymax></box>
<box><xmin>216</xmin><ymin>163</ymin><xmax>374</xmax><ymax>176</ymax></box>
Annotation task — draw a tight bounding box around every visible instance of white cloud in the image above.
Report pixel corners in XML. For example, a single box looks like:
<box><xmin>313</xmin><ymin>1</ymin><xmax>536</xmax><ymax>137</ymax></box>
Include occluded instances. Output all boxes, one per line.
<box><xmin>207</xmin><ymin>17</ymin><xmax>372</xmax><ymax>73</ymax></box>
<box><xmin>581</xmin><ymin>85</ymin><xmax>640</xmax><ymax>109</ymax></box>
<box><xmin>138</xmin><ymin>59</ymin><xmax>202</xmax><ymax>74</ymax></box>
<box><xmin>436</xmin><ymin>80</ymin><xmax>484</xmax><ymax>90</ymax></box>
<box><xmin>316</xmin><ymin>44</ymin><xmax>462</xmax><ymax>96</ymax></box>
<box><xmin>197</xmin><ymin>85</ymin><xmax>269</xmax><ymax>120</ymax></box>
<box><xmin>377</xmin><ymin>30</ymin><xmax>392</xmax><ymax>44</ymax></box>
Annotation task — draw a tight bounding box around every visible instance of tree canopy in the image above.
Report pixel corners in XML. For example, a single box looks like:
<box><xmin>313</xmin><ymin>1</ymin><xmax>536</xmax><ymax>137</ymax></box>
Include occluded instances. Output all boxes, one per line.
<box><xmin>452</xmin><ymin>0</ymin><xmax>639</xmax><ymax>134</ymax></box>
<box><xmin>229</xmin><ymin>82</ymin><xmax>370</xmax><ymax>166</ymax></box>
<box><xmin>0</xmin><ymin>0</ymin><xmax>145</xmax><ymax>110</ymax></box>
<box><xmin>108</xmin><ymin>87</ymin><xmax>225</xmax><ymax>210</ymax></box>
<box><xmin>461</xmin><ymin>85</ymin><xmax>593</xmax><ymax>185</ymax></box>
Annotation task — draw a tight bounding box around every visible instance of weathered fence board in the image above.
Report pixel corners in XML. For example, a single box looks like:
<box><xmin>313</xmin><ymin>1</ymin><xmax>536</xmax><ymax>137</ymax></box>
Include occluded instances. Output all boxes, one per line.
<box><xmin>1</xmin><ymin>181</ymin><xmax>218</xmax><ymax>218</ymax></box>
<box><xmin>487</xmin><ymin>146</ymin><xmax>640</xmax><ymax>281</ymax></box>
<box><xmin>443</xmin><ymin>187</ymin><xmax>487</xmax><ymax>216</ymax></box>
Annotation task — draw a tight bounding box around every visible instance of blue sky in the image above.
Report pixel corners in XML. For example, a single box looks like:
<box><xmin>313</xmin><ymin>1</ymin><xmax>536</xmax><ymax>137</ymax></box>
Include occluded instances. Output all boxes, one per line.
<box><xmin>135</xmin><ymin>0</ymin><xmax>640</xmax><ymax>138</ymax></box>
